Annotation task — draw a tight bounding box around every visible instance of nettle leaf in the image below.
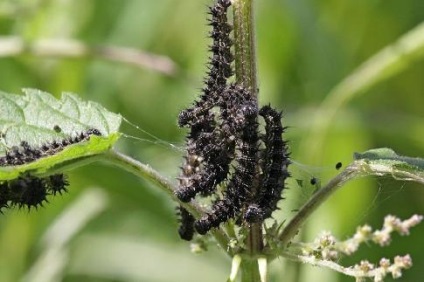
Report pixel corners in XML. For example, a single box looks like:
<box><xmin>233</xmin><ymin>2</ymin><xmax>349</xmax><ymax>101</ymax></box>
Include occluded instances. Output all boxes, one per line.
<box><xmin>0</xmin><ymin>89</ymin><xmax>122</xmax><ymax>181</ymax></box>
<box><xmin>354</xmin><ymin>148</ymin><xmax>424</xmax><ymax>184</ymax></box>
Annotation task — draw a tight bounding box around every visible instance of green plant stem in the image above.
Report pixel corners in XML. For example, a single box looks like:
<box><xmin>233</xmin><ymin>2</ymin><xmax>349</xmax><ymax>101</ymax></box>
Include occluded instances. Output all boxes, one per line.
<box><xmin>102</xmin><ymin>150</ymin><xmax>232</xmax><ymax>255</ymax></box>
<box><xmin>240</xmin><ymin>258</ymin><xmax>261</xmax><ymax>282</ymax></box>
<box><xmin>104</xmin><ymin>149</ymin><xmax>176</xmax><ymax>199</ymax></box>
<box><xmin>299</xmin><ymin>21</ymin><xmax>424</xmax><ymax>163</ymax></box>
<box><xmin>229</xmin><ymin>255</ymin><xmax>243</xmax><ymax>282</ymax></box>
<box><xmin>278</xmin><ymin>164</ymin><xmax>360</xmax><ymax>247</ymax></box>
<box><xmin>0</xmin><ymin>36</ymin><xmax>178</xmax><ymax>76</ymax></box>
<box><xmin>233</xmin><ymin>0</ymin><xmax>258</xmax><ymax>93</ymax></box>
<box><xmin>37</xmin><ymin>154</ymin><xmax>105</xmax><ymax>178</ymax></box>
<box><xmin>233</xmin><ymin>0</ymin><xmax>262</xmax><ymax>252</ymax></box>
<box><xmin>233</xmin><ymin>0</ymin><xmax>263</xmax><ymax>280</ymax></box>
<box><xmin>278</xmin><ymin>154</ymin><xmax>424</xmax><ymax>248</ymax></box>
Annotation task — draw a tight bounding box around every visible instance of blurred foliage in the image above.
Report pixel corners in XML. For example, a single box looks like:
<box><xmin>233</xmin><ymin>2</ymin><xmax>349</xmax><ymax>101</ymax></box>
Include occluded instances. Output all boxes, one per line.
<box><xmin>0</xmin><ymin>0</ymin><xmax>423</xmax><ymax>281</ymax></box>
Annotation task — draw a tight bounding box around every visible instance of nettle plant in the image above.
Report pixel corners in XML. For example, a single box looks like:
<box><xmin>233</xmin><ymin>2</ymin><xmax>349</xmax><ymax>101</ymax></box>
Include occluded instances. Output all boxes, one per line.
<box><xmin>1</xmin><ymin>0</ymin><xmax>424</xmax><ymax>281</ymax></box>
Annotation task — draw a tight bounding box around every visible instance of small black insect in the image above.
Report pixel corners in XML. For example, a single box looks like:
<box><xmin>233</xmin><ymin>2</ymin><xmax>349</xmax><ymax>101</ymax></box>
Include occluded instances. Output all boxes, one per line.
<box><xmin>53</xmin><ymin>125</ymin><xmax>62</xmax><ymax>133</ymax></box>
<box><xmin>335</xmin><ymin>162</ymin><xmax>342</xmax><ymax>170</ymax></box>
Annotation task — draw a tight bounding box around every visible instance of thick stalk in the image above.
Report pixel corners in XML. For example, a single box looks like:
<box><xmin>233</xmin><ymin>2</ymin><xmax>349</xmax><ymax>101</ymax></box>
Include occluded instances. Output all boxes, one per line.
<box><xmin>233</xmin><ymin>0</ymin><xmax>258</xmax><ymax>93</ymax></box>
<box><xmin>240</xmin><ymin>258</ymin><xmax>261</xmax><ymax>282</ymax></box>
<box><xmin>233</xmin><ymin>0</ymin><xmax>262</xmax><ymax>281</ymax></box>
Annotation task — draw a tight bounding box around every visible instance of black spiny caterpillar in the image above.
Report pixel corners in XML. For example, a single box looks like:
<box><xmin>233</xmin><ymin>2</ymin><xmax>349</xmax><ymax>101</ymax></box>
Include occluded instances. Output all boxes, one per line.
<box><xmin>0</xmin><ymin>173</ymin><xmax>69</xmax><ymax>211</ymax></box>
<box><xmin>178</xmin><ymin>0</ymin><xmax>232</xmax><ymax>128</ymax></box>
<box><xmin>177</xmin><ymin>206</ymin><xmax>196</xmax><ymax>241</ymax></box>
<box><xmin>244</xmin><ymin>106</ymin><xmax>291</xmax><ymax>223</ymax></box>
<box><xmin>175</xmin><ymin>0</ymin><xmax>290</xmax><ymax>240</ymax></box>
<box><xmin>0</xmin><ymin>128</ymin><xmax>101</xmax><ymax>167</ymax></box>
<box><xmin>0</xmin><ymin>128</ymin><xmax>99</xmax><ymax>211</ymax></box>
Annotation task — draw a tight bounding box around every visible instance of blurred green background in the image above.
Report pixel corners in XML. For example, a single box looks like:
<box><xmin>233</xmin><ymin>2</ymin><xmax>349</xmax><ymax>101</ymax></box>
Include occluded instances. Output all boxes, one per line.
<box><xmin>0</xmin><ymin>0</ymin><xmax>423</xmax><ymax>281</ymax></box>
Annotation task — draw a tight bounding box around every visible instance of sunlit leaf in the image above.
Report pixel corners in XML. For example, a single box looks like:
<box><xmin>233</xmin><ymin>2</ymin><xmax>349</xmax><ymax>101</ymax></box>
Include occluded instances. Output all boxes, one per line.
<box><xmin>354</xmin><ymin>148</ymin><xmax>424</xmax><ymax>184</ymax></box>
<box><xmin>0</xmin><ymin>89</ymin><xmax>122</xmax><ymax>180</ymax></box>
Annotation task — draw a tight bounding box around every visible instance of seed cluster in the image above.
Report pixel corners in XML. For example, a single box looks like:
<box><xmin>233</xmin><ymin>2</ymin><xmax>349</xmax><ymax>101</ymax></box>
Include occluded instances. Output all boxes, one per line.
<box><xmin>176</xmin><ymin>0</ymin><xmax>290</xmax><ymax>240</ymax></box>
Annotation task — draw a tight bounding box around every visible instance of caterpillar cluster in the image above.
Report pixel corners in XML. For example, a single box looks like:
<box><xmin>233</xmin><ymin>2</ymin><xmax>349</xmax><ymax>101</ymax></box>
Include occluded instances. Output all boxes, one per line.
<box><xmin>176</xmin><ymin>0</ymin><xmax>290</xmax><ymax>240</ymax></box>
<box><xmin>0</xmin><ymin>128</ymin><xmax>101</xmax><ymax>212</ymax></box>
<box><xmin>0</xmin><ymin>173</ymin><xmax>69</xmax><ymax>211</ymax></box>
<box><xmin>195</xmin><ymin>86</ymin><xmax>260</xmax><ymax>235</ymax></box>
<box><xmin>0</xmin><ymin>128</ymin><xmax>101</xmax><ymax>167</ymax></box>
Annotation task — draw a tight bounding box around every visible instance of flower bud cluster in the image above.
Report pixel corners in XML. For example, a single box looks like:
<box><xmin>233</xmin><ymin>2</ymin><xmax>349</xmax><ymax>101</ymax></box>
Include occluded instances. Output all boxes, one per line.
<box><xmin>297</xmin><ymin>215</ymin><xmax>421</xmax><ymax>281</ymax></box>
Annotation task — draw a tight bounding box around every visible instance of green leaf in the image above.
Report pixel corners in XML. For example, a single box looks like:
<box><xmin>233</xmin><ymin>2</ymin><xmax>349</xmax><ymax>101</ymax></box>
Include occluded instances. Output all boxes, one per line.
<box><xmin>0</xmin><ymin>89</ymin><xmax>122</xmax><ymax>180</ymax></box>
<box><xmin>353</xmin><ymin>148</ymin><xmax>424</xmax><ymax>184</ymax></box>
